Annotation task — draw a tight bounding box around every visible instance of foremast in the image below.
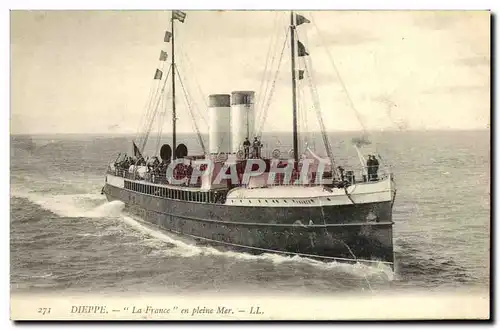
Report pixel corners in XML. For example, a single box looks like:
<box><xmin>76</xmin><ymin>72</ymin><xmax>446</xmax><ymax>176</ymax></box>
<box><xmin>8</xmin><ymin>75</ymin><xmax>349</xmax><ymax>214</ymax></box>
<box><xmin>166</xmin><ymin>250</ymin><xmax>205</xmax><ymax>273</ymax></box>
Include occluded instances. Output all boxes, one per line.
<box><xmin>171</xmin><ymin>11</ymin><xmax>177</xmax><ymax>160</ymax></box>
<box><xmin>290</xmin><ymin>11</ymin><xmax>299</xmax><ymax>169</ymax></box>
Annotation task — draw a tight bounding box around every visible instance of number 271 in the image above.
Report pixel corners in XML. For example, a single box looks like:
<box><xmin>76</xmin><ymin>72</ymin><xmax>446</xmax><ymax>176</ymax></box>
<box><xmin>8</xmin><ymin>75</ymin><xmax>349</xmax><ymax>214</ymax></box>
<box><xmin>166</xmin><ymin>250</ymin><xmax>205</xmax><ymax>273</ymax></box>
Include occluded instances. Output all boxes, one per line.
<box><xmin>37</xmin><ymin>308</ymin><xmax>51</xmax><ymax>315</ymax></box>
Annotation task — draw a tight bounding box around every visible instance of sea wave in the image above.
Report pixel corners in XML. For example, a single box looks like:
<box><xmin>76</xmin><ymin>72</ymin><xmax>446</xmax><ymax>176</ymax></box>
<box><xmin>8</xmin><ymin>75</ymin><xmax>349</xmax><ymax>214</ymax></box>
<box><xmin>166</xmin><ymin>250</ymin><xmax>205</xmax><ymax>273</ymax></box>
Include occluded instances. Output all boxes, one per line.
<box><xmin>119</xmin><ymin>212</ymin><xmax>395</xmax><ymax>282</ymax></box>
<box><xmin>10</xmin><ymin>190</ymin><xmax>121</xmax><ymax>219</ymax></box>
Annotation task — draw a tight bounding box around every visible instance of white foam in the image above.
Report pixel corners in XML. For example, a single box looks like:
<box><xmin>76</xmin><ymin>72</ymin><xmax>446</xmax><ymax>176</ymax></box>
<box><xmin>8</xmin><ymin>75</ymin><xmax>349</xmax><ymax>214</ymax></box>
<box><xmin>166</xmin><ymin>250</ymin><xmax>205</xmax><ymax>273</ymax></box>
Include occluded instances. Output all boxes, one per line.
<box><xmin>119</xmin><ymin>213</ymin><xmax>395</xmax><ymax>281</ymax></box>
<box><xmin>120</xmin><ymin>215</ymin><xmax>203</xmax><ymax>257</ymax></box>
<box><xmin>85</xmin><ymin>200</ymin><xmax>125</xmax><ymax>218</ymax></box>
<box><xmin>12</xmin><ymin>188</ymin><xmax>395</xmax><ymax>281</ymax></box>
<box><xmin>11</xmin><ymin>190</ymin><xmax>122</xmax><ymax>219</ymax></box>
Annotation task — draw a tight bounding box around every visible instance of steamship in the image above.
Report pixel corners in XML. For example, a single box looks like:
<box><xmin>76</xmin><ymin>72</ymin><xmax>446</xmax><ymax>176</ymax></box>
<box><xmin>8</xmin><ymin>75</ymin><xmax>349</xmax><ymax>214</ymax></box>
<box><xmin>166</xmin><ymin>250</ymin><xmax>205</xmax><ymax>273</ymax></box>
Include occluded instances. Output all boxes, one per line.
<box><xmin>102</xmin><ymin>10</ymin><xmax>397</xmax><ymax>267</ymax></box>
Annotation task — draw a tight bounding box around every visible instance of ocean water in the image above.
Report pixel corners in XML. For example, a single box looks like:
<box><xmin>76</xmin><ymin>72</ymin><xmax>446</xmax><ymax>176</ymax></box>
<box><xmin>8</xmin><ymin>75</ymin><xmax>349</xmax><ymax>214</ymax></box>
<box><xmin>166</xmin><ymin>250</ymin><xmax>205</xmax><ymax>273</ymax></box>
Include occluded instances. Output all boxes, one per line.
<box><xmin>10</xmin><ymin>130</ymin><xmax>490</xmax><ymax>296</ymax></box>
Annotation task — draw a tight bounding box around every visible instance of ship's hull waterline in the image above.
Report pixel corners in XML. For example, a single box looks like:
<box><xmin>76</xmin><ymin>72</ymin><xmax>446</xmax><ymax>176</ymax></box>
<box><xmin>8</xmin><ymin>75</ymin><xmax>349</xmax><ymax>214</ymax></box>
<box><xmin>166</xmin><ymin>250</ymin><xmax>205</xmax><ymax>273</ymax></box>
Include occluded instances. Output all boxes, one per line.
<box><xmin>103</xmin><ymin>175</ymin><xmax>396</xmax><ymax>267</ymax></box>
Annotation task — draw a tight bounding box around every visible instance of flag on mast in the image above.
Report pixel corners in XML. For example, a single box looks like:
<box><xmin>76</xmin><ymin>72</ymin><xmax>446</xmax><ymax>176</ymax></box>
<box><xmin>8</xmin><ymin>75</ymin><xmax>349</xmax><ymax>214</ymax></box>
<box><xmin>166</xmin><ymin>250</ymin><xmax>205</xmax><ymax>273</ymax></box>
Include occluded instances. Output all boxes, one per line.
<box><xmin>297</xmin><ymin>41</ymin><xmax>309</xmax><ymax>57</ymax></box>
<box><xmin>298</xmin><ymin>69</ymin><xmax>305</xmax><ymax>80</ymax></box>
<box><xmin>159</xmin><ymin>50</ymin><xmax>168</xmax><ymax>61</ymax></box>
<box><xmin>133</xmin><ymin>141</ymin><xmax>143</xmax><ymax>159</ymax></box>
<box><xmin>154</xmin><ymin>69</ymin><xmax>163</xmax><ymax>80</ymax></box>
<box><xmin>172</xmin><ymin>10</ymin><xmax>187</xmax><ymax>22</ymax></box>
<box><xmin>296</xmin><ymin>14</ymin><xmax>310</xmax><ymax>26</ymax></box>
<box><xmin>164</xmin><ymin>31</ymin><xmax>172</xmax><ymax>42</ymax></box>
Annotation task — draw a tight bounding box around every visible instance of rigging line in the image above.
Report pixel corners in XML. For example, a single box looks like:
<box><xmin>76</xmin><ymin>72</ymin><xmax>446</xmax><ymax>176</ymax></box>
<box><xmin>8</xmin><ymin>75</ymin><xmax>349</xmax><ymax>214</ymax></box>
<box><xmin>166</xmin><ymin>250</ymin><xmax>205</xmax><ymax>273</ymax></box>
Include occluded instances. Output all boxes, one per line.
<box><xmin>140</xmin><ymin>81</ymin><xmax>163</xmax><ymax>150</ymax></box>
<box><xmin>297</xmin><ymin>60</ymin><xmax>306</xmax><ymax>153</ymax></box>
<box><xmin>301</xmin><ymin>28</ymin><xmax>315</xmax><ymax>150</ymax></box>
<box><xmin>255</xmin><ymin>11</ymin><xmax>281</xmax><ymax>114</ymax></box>
<box><xmin>137</xmin><ymin>59</ymin><xmax>169</xmax><ymax>145</ymax></box>
<box><xmin>141</xmin><ymin>64</ymin><xmax>172</xmax><ymax>153</ymax></box>
<box><xmin>176</xmin><ymin>48</ymin><xmax>209</xmax><ymax>130</ymax></box>
<box><xmin>155</xmin><ymin>100</ymin><xmax>171</xmax><ymax>157</ymax></box>
<box><xmin>135</xmin><ymin>60</ymin><xmax>166</xmax><ymax>135</ymax></box>
<box><xmin>134</xmin><ymin>83</ymin><xmax>156</xmax><ymax>144</ymax></box>
<box><xmin>176</xmin><ymin>65</ymin><xmax>207</xmax><ymax>154</ymax></box>
<box><xmin>299</xmin><ymin>75</ymin><xmax>309</xmax><ymax>152</ymax></box>
<box><xmin>177</xmin><ymin>45</ymin><xmax>209</xmax><ymax>126</ymax></box>
<box><xmin>255</xmin><ymin>29</ymin><xmax>289</xmax><ymax>139</ymax></box>
<box><xmin>137</xmin><ymin>82</ymin><xmax>161</xmax><ymax>149</ymax></box>
<box><xmin>155</xmin><ymin>81</ymin><xmax>172</xmax><ymax>156</ymax></box>
<box><xmin>154</xmin><ymin>91</ymin><xmax>165</xmax><ymax>155</ymax></box>
<box><xmin>255</xmin><ymin>14</ymin><xmax>284</xmax><ymax>125</ymax></box>
<box><xmin>302</xmin><ymin>48</ymin><xmax>339</xmax><ymax>180</ymax></box>
<box><xmin>136</xmin><ymin>80</ymin><xmax>162</xmax><ymax>148</ymax></box>
<box><xmin>309</xmin><ymin>12</ymin><xmax>367</xmax><ymax>135</ymax></box>
<box><xmin>255</xmin><ymin>13</ymin><xmax>287</xmax><ymax>130</ymax></box>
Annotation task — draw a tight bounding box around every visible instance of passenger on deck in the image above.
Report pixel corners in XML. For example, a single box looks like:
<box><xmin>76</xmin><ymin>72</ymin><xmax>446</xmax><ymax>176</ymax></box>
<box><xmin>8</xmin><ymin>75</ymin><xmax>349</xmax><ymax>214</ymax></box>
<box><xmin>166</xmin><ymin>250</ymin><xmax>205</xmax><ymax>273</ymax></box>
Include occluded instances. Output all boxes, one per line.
<box><xmin>252</xmin><ymin>137</ymin><xmax>263</xmax><ymax>158</ymax></box>
<box><xmin>372</xmin><ymin>155</ymin><xmax>380</xmax><ymax>180</ymax></box>
<box><xmin>337</xmin><ymin>166</ymin><xmax>345</xmax><ymax>182</ymax></box>
<box><xmin>366</xmin><ymin>155</ymin><xmax>374</xmax><ymax>181</ymax></box>
<box><xmin>243</xmin><ymin>138</ymin><xmax>251</xmax><ymax>159</ymax></box>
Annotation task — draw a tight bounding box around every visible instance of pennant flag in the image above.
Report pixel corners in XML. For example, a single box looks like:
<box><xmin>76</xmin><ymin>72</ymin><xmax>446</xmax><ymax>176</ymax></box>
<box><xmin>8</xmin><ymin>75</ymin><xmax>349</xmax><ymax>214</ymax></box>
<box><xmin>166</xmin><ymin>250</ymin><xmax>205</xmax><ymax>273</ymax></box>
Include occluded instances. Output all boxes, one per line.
<box><xmin>297</xmin><ymin>41</ymin><xmax>309</xmax><ymax>57</ymax></box>
<box><xmin>164</xmin><ymin>31</ymin><xmax>172</xmax><ymax>42</ymax></box>
<box><xmin>172</xmin><ymin>10</ymin><xmax>187</xmax><ymax>23</ymax></box>
<box><xmin>154</xmin><ymin>69</ymin><xmax>163</xmax><ymax>80</ymax></box>
<box><xmin>133</xmin><ymin>141</ymin><xmax>143</xmax><ymax>159</ymax></box>
<box><xmin>296</xmin><ymin>14</ymin><xmax>310</xmax><ymax>26</ymax></box>
<box><xmin>159</xmin><ymin>50</ymin><xmax>168</xmax><ymax>61</ymax></box>
<box><xmin>298</xmin><ymin>69</ymin><xmax>305</xmax><ymax>80</ymax></box>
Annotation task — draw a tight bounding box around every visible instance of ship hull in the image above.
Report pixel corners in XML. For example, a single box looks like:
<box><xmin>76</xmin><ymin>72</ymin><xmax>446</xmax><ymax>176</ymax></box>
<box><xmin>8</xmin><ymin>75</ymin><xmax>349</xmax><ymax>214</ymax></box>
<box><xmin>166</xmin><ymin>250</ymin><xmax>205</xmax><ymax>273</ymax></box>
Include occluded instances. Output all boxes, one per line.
<box><xmin>103</xmin><ymin>180</ymin><xmax>395</xmax><ymax>267</ymax></box>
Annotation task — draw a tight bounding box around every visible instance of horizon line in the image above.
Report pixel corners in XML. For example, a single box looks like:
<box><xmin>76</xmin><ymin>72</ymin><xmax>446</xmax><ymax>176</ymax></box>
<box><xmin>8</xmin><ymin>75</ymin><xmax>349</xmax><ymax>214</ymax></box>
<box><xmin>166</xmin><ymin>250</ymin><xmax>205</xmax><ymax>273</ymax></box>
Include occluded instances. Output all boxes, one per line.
<box><xmin>9</xmin><ymin>127</ymin><xmax>490</xmax><ymax>136</ymax></box>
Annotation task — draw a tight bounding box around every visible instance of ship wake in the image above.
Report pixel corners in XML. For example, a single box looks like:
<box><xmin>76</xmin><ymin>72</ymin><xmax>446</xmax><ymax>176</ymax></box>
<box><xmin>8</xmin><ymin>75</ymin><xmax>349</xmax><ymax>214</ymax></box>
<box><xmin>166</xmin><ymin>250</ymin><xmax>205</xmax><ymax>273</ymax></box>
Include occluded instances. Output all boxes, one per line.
<box><xmin>119</xmin><ymin>211</ymin><xmax>396</xmax><ymax>282</ymax></box>
<box><xmin>10</xmin><ymin>189</ymin><xmax>395</xmax><ymax>284</ymax></box>
<box><xmin>11</xmin><ymin>190</ymin><xmax>123</xmax><ymax>219</ymax></box>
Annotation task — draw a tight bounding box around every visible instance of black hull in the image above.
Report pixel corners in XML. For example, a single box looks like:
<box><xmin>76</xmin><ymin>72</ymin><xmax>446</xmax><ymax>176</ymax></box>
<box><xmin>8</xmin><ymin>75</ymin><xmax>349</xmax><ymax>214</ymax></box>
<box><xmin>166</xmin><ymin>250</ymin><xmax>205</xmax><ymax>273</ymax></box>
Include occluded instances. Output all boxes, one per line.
<box><xmin>103</xmin><ymin>184</ymin><xmax>395</xmax><ymax>267</ymax></box>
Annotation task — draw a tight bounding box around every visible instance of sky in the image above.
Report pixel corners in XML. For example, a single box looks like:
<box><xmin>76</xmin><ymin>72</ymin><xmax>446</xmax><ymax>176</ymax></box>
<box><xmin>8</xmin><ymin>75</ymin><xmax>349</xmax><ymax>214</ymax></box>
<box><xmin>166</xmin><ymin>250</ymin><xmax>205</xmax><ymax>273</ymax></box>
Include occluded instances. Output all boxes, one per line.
<box><xmin>10</xmin><ymin>10</ymin><xmax>490</xmax><ymax>134</ymax></box>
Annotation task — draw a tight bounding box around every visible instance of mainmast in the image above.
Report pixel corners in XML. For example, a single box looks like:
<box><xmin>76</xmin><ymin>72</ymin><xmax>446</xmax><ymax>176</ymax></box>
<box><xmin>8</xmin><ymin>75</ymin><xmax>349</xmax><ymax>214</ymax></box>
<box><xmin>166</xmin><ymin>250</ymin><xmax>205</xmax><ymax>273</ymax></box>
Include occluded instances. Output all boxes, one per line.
<box><xmin>290</xmin><ymin>11</ymin><xmax>299</xmax><ymax>168</ymax></box>
<box><xmin>171</xmin><ymin>11</ymin><xmax>177</xmax><ymax>160</ymax></box>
